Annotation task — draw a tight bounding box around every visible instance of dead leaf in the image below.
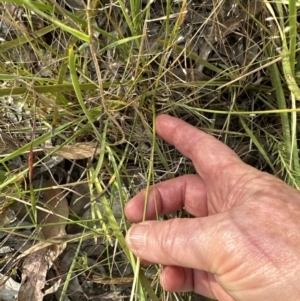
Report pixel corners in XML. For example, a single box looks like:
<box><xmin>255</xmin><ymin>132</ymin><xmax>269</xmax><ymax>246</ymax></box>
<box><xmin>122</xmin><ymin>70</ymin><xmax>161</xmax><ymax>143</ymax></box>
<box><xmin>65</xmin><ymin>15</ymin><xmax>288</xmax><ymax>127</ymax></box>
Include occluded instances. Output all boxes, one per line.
<box><xmin>44</xmin><ymin>142</ymin><xmax>100</xmax><ymax>160</ymax></box>
<box><xmin>38</xmin><ymin>178</ymin><xmax>69</xmax><ymax>260</ymax></box>
<box><xmin>0</xmin><ymin>132</ymin><xmax>20</xmax><ymax>154</ymax></box>
<box><xmin>68</xmin><ymin>183</ymin><xmax>90</xmax><ymax>234</ymax></box>
<box><xmin>18</xmin><ymin>248</ymin><xmax>48</xmax><ymax>301</ymax></box>
<box><xmin>0</xmin><ymin>273</ymin><xmax>21</xmax><ymax>301</ymax></box>
<box><xmin>18</xmin><ymin>179</ymin><xmax>69</xmax><ymax>301</ymax></box>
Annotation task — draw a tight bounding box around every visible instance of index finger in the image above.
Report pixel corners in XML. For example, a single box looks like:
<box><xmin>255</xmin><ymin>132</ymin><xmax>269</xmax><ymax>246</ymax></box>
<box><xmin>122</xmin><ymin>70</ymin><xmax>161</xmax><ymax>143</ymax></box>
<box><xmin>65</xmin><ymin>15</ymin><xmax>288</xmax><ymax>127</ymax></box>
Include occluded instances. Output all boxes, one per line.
<box><xmin>156</xmin><ymin>115</ymin><xmax>243</xmax><ymax>183</ymax></box>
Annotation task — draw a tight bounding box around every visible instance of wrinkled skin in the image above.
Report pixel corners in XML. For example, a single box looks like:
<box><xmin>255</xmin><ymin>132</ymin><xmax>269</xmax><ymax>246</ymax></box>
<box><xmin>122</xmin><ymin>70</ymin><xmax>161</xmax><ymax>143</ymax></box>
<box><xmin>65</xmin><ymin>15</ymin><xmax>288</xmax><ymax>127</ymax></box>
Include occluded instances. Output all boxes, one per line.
<box><xmin>125</xmin><ymin>115</ymin><xmax>300</xmax><ymax>301</ymax></box>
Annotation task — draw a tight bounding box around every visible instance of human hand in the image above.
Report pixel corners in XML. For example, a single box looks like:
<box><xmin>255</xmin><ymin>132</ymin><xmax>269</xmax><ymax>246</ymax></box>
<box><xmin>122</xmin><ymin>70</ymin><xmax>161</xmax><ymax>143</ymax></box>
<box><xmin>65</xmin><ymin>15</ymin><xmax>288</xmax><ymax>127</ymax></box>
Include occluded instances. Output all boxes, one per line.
<box><xmin>125</xmin><ymin>115</ymin><xmax>300</xmax><ymax>301</ymax></box>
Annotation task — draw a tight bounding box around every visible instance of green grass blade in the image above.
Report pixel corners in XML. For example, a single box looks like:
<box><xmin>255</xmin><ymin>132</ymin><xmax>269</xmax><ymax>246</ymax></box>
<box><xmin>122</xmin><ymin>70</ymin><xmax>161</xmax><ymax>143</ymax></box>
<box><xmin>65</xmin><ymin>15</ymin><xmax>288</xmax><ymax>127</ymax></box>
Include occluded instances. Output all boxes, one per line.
<box><xmin>239</xmin><ymin>116</ymin><xmax>276</xmax><ymax>174</ymax></box>
<box><xmin>4</xmin><ymin>0</ymin><xmax>89</xmax><ymax>42</ymax></box>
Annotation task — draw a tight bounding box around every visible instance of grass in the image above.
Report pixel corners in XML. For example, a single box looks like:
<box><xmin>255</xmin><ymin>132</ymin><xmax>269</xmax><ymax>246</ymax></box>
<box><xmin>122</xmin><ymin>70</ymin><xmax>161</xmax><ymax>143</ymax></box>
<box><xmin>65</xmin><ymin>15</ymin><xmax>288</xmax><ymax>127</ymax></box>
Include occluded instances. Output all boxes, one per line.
<box><xmin>0</xmin><ymin>0</ymin><xmax>299</xmax><ymax>300</ymax></box>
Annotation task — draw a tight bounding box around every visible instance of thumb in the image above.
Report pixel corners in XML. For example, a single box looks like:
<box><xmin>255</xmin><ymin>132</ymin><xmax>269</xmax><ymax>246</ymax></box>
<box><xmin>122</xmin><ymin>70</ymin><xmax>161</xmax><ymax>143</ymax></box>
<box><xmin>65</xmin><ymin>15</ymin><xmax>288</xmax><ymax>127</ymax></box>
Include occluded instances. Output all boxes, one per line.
<box><xmin>126</xmin><ymin>215</ymin><xmax>228</xmax><ymax>273</ymax></box>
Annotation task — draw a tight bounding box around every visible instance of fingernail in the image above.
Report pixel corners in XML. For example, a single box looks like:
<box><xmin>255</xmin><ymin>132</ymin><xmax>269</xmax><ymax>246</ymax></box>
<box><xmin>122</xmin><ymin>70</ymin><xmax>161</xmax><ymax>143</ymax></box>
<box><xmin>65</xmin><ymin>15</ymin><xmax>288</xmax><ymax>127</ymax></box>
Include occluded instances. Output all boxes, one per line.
<box><xmin>126</xmin><ymin>223</ymin><xmax>150</xmax><ymax>252</ymax></box>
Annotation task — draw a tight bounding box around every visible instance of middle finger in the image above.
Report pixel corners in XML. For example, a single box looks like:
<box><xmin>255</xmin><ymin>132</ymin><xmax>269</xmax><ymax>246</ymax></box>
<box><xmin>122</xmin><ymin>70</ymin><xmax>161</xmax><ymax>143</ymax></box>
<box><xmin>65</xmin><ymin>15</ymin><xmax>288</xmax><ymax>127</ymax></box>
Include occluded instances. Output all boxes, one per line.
<box><xmin>125</xmin><ymin>174</ymin><xmax>207</xmax><ymax>222</ymax></box>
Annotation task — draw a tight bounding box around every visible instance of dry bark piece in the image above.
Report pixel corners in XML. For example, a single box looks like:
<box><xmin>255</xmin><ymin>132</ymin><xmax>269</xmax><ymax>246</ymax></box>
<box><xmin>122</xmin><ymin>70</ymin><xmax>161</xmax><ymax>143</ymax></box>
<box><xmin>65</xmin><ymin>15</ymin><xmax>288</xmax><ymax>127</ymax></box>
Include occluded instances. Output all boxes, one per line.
<box><xmin>18</xmin><ymin>248</ymin><xmax>48</xmax><ymax>301</ymax></box>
